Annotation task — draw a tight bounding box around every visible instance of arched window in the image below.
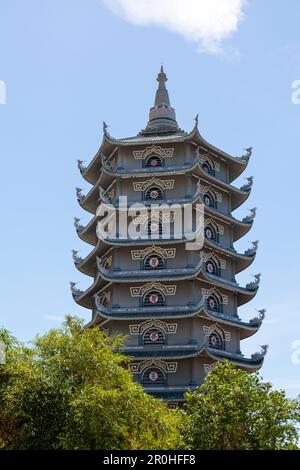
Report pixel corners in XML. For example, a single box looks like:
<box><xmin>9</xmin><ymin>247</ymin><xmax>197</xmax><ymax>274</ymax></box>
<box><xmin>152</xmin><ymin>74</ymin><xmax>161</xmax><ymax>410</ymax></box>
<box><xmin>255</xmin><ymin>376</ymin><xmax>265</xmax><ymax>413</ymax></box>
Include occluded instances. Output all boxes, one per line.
<box><xmin>143</xmin><ymin>290</ymin><xmax>165</xmax><ymax>307</ymax></box>
<box><xmin>204</xmin><ymin>224</ymin><xmax>218</xmax><ymax>242</ymax></box>
<box><xmin>206</xmin><ymin>294</ymin><xmax>221</xmax><ymax>312</ymax></box>
<box><xmin>142</xmin><ymin>367</ymin><xmax>166</xmax><ymax>385</ymax></box>
<box><xmin>147</xmin><ymin>219</ymin><xmax>163</xmax><ymax>236</ymax></box>
<box><xmin>205</xmin><ymin>258</ymin><xmax>220</xmax><ymax>276</ymax></box>
<box><xmin>209</xmin><ymin>330</ymin><xmax>224</xmax><ymax>349</ymax></box>
<box><xmin>144</xmin><ymin>186</ymin><xmax>163</xmax><ymax>201</ymax></box>
<box><xmin>144</xmin><ymin>253</ymin><xmax>165</xmax><ymax>270</ymax></box>
<box><xmin>202</xmin><ymin>161</ymin><xmax>214</xmax><ymax>175</ymax></box>
<box><xmin>143</xmin><ymin>328</ymin><xmax>166</xmax><ymax>345</ymax></box>
<box><xmin>203</xmin><ymin>192</ymin><xmax>216</xmax><ymax>209</ymax></box>
<box><xmin>145</xmin><ymin>155</ymin><xmax>163</xmax><ymax>168</ymax></box>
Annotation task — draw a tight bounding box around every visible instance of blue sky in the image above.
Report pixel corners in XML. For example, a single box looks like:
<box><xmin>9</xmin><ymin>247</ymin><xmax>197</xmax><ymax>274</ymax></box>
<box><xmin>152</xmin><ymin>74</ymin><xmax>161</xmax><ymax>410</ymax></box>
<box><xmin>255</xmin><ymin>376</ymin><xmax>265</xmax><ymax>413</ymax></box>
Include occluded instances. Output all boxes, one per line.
<box><xmin>0</xmin><ymin>0</ymin><xmax>300</xmax><ymax>396</ymax></box>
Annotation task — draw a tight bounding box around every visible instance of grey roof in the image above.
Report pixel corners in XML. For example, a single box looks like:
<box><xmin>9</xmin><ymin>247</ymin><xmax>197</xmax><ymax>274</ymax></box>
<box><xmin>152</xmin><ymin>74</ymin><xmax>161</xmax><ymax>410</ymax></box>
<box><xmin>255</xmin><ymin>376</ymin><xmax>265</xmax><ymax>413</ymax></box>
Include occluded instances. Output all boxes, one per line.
<box><xmin>117</xmin><ymin>131</ymin><xmax>187</xmax><ymax>144</ymax></box>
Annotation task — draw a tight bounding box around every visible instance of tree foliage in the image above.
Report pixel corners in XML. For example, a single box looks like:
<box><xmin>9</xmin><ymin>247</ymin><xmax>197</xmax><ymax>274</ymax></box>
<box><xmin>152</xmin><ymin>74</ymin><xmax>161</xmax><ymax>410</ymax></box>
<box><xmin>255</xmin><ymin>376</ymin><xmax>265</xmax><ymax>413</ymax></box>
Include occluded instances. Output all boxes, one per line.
<box><xmin>0</xmin><ymin>317</ymin><xmax>181</xmax><ymax>450</ymax></box>
<box><xmin>183</xmin><ymin>361</ymin><xmax>300</xmax><ymax>450</ymax></box>
<box><xmin>1</xmin><ymin>321</ymin><xmax>299</xmax><ymax>450</ymax></box>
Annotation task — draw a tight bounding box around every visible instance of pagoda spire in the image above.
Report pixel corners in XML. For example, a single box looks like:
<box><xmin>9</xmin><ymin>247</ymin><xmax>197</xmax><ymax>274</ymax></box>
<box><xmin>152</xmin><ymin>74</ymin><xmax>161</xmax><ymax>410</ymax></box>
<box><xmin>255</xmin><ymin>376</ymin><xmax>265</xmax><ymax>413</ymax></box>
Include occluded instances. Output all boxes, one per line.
<box><xmin>140</xmin><ymin>65</ymin><xmax>182</xmax><ymax>135</ymax></box>
<box><xmin>154</xmin><ymin>65</ymin><xmax>171</xmax><ymax>107</ymax></box>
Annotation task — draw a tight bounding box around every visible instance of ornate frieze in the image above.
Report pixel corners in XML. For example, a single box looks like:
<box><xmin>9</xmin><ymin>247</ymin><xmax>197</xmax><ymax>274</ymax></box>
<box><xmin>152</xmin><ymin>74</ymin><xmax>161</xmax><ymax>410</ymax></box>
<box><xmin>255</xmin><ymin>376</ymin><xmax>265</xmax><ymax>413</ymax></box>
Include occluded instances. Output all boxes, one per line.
<box><xmin>203</xmin><ymin>324</ymin><xmax>231</xmax><ymax>341</ymax></box>
<box><xmin>131</xmin><ymin>245</ymin><xmax>176</xmax><ymax>261</ymax></box>
<box><xmin>200</xmin><ymin>251</ymin><xmax>226</xmax><ymax>269</ymax></box>
<box><xmin>196</xmin><ymin>147</ymin><xmax>220</xmax><ymax>172</ymax></box>
<box><xmin>203</xmin><ymin>363</ymin><xmax>217</xmax><ymax>375</ymax></box>
<box><xmin>133</xmin><ymin>145</ymin><xmax>174</xmax><ymax>160</ymax></box>
<box><xmin>133</xmin><ymin>177</ymin><xmax>175</xmax><ymax>192</ymax></box>
<box><xmin>130</xmin><ymin>282</ymin><xmax>177</xmax><ymax>297</ymax></box>
<box><xmin>98</xmin><ymin>290</ymin><xmax>111</xmax><ymax>306</ymax></box>
<box><xmin>129</xmin><ymin>319</ymin><xmax>178</xmax><ymax>335</ymax></box>
<box><xmin>204</xmin><ymin>218</ymin><xmax>224</xmax><ymax>235</ymax></box>
<box><xmin>101</xmin><ymin>255</ymin><xmax>112</xmax><ymax>270</ymax></box>
<box><xmin>199</xmin><ymin>184</ymin><xmax>222</xmax><ymax>202</ymax></box>
<box><xmin>132</xmin><ymin>209</ymin><xmax>174</xmax><ymax>226</ymax></box>
<box><xmin>129</xmin><ymin>360</ymin><xmax>177</xmax><ymax>374</ymax></box>
<box><xmin>201</xmin><ymin>287</ymin><xmax>228</xmax><ymax>304</ymax></box>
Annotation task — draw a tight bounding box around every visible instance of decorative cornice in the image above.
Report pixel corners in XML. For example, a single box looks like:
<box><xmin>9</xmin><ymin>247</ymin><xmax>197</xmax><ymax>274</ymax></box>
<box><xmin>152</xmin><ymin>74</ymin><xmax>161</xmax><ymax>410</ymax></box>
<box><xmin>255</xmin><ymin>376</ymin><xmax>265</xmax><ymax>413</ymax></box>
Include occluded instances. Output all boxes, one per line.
<box><xmin>201</xmin><ymin>287</ymin><xmax>228</xmax><ymax>304</ymax></box>
<box><xmin>129</xmin><ymin>360</ymin><xmax>177</xmax><ymax>374</ymax></box>
<box><xmin>201</xmin><ymin>251</ymin><xmax>226</xmax><ymax>269</ymax></box>
<box><xmin>129</xmin><ymin>319</ymin><xmax>177</xmax><ymax>335</ymax></box>
<box><xmin>131</xmin><ymin>245</ymin><xmax>176</xmax><ymax>261</ymax></box>
<box><xmin>133</xmin><ymin>145</ymin><xmax>174</xmax><ymax>160</ymax></box>
<box><xmin>133</xmin><ymin>177</ymin><xmax>175</xmax><ymax>192</ymax></box>
<box><xmin>205</xmin><ymin>218</ymin><xmax>224</xmax><ymax>235</ymax></box>
<box><xmin>203</xmin><ymin>323</ymin><xmax>231</xmax><ymax>341</ymax></box>
<box><xmin>199</xmin><ymin>184</ymin><xmax>222</xmax><ymax>202</ymax></box>
<box><xmin>130</xmin><ymin>282</ymin><xmax>177</xmax><ymax>297</ymax></box>
<box><xmin>196</xmin><ymin>147</ymin><xmax>220</xmax><ymax>172</ymax></box>
<box><xmin>204</xmin><ymin>363</ymin><xmax>217</xmax><ymax>375</ymax></box>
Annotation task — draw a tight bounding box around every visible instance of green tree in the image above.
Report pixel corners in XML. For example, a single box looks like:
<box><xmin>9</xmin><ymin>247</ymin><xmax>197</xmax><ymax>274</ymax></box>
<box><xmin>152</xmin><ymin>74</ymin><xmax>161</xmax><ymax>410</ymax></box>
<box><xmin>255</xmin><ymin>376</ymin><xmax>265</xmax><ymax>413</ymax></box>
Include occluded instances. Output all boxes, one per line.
<box><xmin>0</xmin><ymin>317</ymin><xmax>181</xmax><ymax>450</ymax></box>
<box><xmin>183</xmin><ymin>361</ymin><xmax>300</xmax><ymax>450</ymax></box>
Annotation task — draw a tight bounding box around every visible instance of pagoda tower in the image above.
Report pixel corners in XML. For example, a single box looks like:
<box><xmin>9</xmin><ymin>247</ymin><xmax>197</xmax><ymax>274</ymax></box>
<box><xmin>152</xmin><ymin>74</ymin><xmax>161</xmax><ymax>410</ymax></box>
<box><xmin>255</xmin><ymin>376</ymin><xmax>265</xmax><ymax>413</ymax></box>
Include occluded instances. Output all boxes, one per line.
<box><xmin>71</xmin><ymin>67</ymin><xmax>267</xmax><ymax>406</ymax></box>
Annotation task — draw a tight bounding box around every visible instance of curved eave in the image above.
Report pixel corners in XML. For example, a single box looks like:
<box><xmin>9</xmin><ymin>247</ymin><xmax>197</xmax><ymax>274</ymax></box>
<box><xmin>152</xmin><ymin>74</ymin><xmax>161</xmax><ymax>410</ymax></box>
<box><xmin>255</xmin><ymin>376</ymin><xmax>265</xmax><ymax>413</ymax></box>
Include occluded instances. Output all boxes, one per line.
<box><xmin>95</xmin><ymin>264</ymin><xmax>257</xmax><ymax>306</ymax></box>
<box><xmin>205</xmin><ymin>239</ymin><xmax>256</xmax><ymax>274</ymax></box>
<box><xmin>206</xmin><ymin>348</ymin><xmax>265</xmax><ymax>371</ymax></box>
<box><xmin>107</xmin><ymin>127</ymin><xmax>249</xmax><ymax>184</ymax></box>
<box><xmin>203</xmin><ymin>204</ymin><xmax>253</xmax><ymax>242</ymax></box>
<box><xmin>77</xmin><ymin>199</ymin><xmax>253</xmax><ymax>246</ymax></box>
<box><xmin>82</xmin><ymin>134</ymin><xmax>118</xmax><ymax>185</ymax></box>
<box><xmin>79</xmin><ymin>172</ymin><xmax>116</xmax><ymax>214</ymax></box>
<box><xmin>191</xmin><ymin>128</ymin><xmax>250</xmax><ymax>183</ymax></box>
<box><xmin>106</xmin><ymin>128</ymin><xmax>195</xmax><ymax>146</ymax></box>
<box><xmin>196</xmin><ymin>272</ymin><xmax>258</xmax><ymax>306</ymax></box>
<box><xmin>81</xmin><ymin>127</ymin><xmax>249</xmax><ymax>188</ymax></box>
<box><xmin>100</xmin><ymin>157</ymin><xmax>250</xmax><ymax>210</ymax></box>
<box><xmin>75</xmin><ymin>237</ymin><xmax>256</xmax><ymax>278</ymax></box>
<box><xmin>192</xmin><ymin>165</ymin><xmax>251</xmax><ymax>211</ymax></box>
<box><xmin>73</xmin><ymin>273</ymin><xmax>107</xmax><ymax>309</ymax></box>
<box><xmin>198</xmin><ymin>308</ymin><xmax>261</xmax><ymax>339</ymax></box>
<box><xmin>91</xmin><ymin>302</ymin><xmax>262</xmax><ymax>338</ymax></box>
<box><xmin>123</xmin><ymin>345</ymin><xmax>264</xmax><ymax>371</ymax></box>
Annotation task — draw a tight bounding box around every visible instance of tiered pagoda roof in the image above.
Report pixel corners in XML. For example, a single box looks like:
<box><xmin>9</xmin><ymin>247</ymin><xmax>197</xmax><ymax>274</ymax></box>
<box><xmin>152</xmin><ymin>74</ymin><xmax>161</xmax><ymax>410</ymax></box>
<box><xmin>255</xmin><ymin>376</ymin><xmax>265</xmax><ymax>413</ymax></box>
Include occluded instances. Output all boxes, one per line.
<box><xmin>72</xmin><ymin>67</ymin><xmax>266</xmax><ymax>404</ymax></box>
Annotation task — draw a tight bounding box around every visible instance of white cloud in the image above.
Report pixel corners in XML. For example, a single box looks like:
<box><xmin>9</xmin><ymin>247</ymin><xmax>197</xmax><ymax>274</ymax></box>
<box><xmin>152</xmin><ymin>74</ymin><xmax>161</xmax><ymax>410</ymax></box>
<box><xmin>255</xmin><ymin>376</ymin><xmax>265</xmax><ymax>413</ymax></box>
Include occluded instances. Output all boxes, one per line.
<box><xmin>102</xmin><ymin>0</ymin><xmax>247</xmax><ymax>54</ymax></box>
